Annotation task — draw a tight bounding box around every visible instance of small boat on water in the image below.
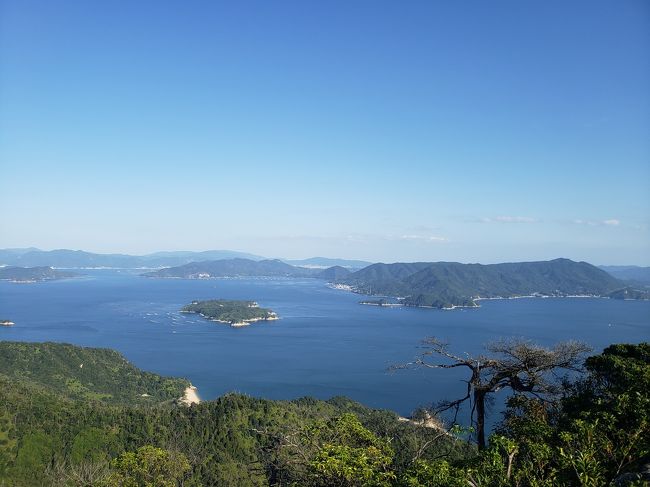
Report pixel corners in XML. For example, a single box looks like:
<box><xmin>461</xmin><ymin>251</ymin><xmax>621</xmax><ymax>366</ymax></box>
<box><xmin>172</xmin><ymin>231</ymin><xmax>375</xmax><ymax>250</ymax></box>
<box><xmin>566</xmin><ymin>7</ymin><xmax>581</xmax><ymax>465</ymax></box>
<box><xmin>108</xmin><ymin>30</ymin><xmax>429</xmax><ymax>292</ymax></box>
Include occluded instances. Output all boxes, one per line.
<box><xmin>1</xmin><ymin>320</ymin><xmax>15</xmax><ymax>327</ymax></box>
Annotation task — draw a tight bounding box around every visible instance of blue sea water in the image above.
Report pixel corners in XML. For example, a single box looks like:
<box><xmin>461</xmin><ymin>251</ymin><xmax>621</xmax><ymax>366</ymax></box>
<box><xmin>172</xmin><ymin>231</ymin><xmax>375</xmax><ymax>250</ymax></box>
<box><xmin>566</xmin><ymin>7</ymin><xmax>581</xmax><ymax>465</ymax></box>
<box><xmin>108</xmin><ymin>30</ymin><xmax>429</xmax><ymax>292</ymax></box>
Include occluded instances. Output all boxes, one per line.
<box><xmin>1</xmin><ymin>269</ymin><xmax>649</xmax><ymax>418</ymax></box>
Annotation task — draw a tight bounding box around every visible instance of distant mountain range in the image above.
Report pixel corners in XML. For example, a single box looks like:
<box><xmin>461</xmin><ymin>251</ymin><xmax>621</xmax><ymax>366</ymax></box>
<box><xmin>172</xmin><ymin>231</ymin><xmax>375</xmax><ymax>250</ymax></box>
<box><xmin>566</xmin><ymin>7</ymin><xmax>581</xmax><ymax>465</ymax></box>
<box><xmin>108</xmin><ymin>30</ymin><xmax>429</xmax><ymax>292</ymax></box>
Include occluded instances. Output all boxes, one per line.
<box><xmin>142</xmin><ymin>257</ymin><xmax>647</xmax><ymax>308</ymax></box>
<box><xmin>144</xmin><ymin>259</ymin><xmax>356</xmax><ymax>281</ymax></box>
<box><xmin>2</xmin><ymin>249</ymin><xmax>647</xmax><ymax>309</ymax></box>
<box><xmin>599</xmin><ymin>265</ymin><xmax>650</xmax><ymax>287</ymax></box>
<box><xmin>143</xmin><ymin>258</ymin><xmax>318</xmax><ymax>279</ymax></box>
<box><xmin>314</xmin><ymin>265</ymin><xmax>352</xmax><ymax>281</ymax></box>
<box><xmin>0</xmin><ymin>248</ymin><xmax>367</xmax><ymax>270</ymax></box>
<box><xmin>337</xmin><ymin>258</ymin><xmax>646</xmax><ymax>308</ymax></box>
<box><xmin>0</xmin><ymin>248</ymin><xmax>266</xmax><ymax>268</ymax></box>
<box><xmin>283</xmin><ymin>257</ymin><xmax>371</xmax><ymax>269</ymax></box>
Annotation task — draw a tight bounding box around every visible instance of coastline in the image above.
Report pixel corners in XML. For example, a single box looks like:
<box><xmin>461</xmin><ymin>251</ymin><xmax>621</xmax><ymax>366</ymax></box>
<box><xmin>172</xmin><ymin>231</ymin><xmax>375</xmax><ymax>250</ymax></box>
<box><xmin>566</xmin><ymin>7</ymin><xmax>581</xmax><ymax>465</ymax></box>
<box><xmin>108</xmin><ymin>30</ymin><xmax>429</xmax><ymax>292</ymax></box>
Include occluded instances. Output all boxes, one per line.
<box><xmin>200</xmin><ymin>313</ymin><xmax>279</xmax><ymax>327</ymax></box>
<box><xmin>180</xmin><ymin>385</ymin><xmax>200</xmax><ymax>406</ymax></box>
<box><xmin>329</xmin><ymin>281</ymin><xmax>622</xmax><ymax>310</ymax></box>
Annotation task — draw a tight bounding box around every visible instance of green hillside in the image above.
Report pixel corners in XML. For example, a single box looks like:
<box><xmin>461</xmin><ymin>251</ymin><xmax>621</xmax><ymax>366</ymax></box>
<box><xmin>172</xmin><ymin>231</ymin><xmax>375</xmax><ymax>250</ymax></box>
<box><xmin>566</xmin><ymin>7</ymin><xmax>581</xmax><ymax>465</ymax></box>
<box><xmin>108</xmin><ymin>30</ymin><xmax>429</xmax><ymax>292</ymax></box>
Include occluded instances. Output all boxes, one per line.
<box><xmin>0</xmin><ymin>342</ymin><xmax>465</xmax><ymax>486</ymax></box>
<box><xmin>0</xmin><ymin>341</ymin><xmax>189</xmax><ymax>405</ymax></box>
<box><xmin>315</xmin><ymin>265</ymin><xmax>351</xmax><ymax>280</ymax></box>
<box><xmin>0</xmin><ymin>341</ymin><xmax>646</xmax><ymax>485</ymax></box>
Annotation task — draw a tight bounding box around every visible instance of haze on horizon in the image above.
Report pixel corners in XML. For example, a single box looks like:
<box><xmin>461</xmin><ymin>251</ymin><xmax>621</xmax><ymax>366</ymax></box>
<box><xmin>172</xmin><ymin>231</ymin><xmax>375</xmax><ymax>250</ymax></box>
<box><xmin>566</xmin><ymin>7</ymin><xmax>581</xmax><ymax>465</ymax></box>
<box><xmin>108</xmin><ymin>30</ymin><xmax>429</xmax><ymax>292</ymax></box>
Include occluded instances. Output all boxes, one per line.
<box><xmin>1</xmin><ymin>1</ymin><xmax>649</xmax><ymax>265</ymax></box>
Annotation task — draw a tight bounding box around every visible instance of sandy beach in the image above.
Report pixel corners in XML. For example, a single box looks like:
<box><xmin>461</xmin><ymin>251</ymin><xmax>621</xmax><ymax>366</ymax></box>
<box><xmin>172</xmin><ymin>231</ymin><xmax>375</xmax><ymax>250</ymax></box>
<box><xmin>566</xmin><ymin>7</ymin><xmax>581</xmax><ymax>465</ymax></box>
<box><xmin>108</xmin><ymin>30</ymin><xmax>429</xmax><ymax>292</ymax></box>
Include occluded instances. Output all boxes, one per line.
<box><xmin>180</xmin><ymin>385</ymin><xmax>200</xmax><ymax>405</ymax></box>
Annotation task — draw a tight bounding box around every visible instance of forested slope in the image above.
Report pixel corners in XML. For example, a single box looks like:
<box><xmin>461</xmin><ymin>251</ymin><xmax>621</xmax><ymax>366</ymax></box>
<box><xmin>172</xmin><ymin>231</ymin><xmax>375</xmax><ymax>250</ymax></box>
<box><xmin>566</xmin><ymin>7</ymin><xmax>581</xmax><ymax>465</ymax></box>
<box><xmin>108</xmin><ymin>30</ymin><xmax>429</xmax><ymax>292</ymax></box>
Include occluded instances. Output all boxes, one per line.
<box><xmin>0</xmin><ymin>342</ymin><xmax>465</xmax><ymax>486</ymax></box>
<box><xmin>0</xmin><ymin>342</ymin><xmax>189</xmax><ymax>405</ymax></box>
<box><xmin>342</xmin><ymin>258</ymin><xmax>638</xmax><ymax>308</ymax></box>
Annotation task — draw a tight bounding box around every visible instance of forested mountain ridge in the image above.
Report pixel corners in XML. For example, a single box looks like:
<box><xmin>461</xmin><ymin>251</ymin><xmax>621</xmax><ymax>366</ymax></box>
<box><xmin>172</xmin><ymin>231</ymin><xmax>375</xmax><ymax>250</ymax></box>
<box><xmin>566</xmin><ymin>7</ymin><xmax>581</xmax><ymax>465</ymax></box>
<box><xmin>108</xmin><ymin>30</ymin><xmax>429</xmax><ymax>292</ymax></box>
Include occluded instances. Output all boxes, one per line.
<box><xmin>341</xmin><ymin>258</ymin><xmax>643</xmax><ymax>308</ymax></box>
<box><xmin>143</xmin><ymin>258</ymin><xmax>649</xmax><ymax>308</ymax></box>
<box><xmin>315</xmin><ymin>265</ymin><xmax>351</xmax><ymax>280</ymax></box>
<box><xmin>283</xmin><ymin>257</ymin><xmax>371</xmax><ymax>269</ymax></box>
<box><xmin>143</xmin><ymin>258</ymin><xmax>319</xmax><ymax>278</ymax></box>
<box><xmin>0</xmin><ymin>342</ymin><xmax>188</xmax><ymax>405</ymax></box>
<box><xmin>600</xmin><ymin>265</ymin><xmax>650</xmax><ymax>286</ymax></box>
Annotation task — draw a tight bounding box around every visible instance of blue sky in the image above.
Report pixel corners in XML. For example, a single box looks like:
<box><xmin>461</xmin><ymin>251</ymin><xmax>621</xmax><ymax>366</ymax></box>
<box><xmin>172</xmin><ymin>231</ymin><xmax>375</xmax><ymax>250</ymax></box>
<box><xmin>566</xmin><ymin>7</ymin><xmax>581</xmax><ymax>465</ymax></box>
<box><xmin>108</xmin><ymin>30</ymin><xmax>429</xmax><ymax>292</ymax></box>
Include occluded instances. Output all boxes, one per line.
<box><xmin>1</xmin><ymin>1</ymin><xmax>648</xmax><ymax>264</ymax></box>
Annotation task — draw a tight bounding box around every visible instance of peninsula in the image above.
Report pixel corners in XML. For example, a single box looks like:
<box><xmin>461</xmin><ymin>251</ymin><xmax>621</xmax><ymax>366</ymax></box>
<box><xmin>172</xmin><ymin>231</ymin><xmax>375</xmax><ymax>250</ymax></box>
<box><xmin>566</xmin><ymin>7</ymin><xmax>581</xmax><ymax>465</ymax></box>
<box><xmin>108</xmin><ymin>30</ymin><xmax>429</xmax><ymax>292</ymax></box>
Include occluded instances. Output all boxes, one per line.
<box><xmin>0</xmin><ymin>266</ymin><xmax>78</xmax><ymax>283</ymax></box>
<box><xmin>338</xmin><ymin>258</ymin><xmax>650</xmax><ymax>309</ymax></box>
<box><xmin>181</xmin><ymin>299</ymin><xmax>279</xmax><ymax>327</ymax></box>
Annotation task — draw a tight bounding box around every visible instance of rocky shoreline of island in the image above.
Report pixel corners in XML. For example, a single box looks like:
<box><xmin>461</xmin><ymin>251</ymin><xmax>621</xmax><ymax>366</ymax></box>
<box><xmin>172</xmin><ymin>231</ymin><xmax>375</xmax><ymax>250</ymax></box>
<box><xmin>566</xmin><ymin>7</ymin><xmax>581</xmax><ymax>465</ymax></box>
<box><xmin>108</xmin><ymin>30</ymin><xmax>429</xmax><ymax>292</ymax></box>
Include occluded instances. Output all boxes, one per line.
<box><xmin>340</xmin><ymin>285</ymin><xmax>646</xmax><ymax>311</ymax></box>
<box><xmin>181</xmin><ymin>299</ymin><xmax>279</xmax><ymax>327</ymax></box>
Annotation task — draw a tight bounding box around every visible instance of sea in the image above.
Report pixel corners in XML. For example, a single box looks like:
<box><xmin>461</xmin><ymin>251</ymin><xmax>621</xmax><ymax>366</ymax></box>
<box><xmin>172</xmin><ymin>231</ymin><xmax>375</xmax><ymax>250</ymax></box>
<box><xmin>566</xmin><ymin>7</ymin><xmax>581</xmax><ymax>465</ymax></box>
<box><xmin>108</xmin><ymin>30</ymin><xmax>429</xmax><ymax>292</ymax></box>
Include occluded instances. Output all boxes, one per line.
<box><xmin>1</xmin><ymin>269</ymin><xmax>648</xmax><ymax>419</ymax></box>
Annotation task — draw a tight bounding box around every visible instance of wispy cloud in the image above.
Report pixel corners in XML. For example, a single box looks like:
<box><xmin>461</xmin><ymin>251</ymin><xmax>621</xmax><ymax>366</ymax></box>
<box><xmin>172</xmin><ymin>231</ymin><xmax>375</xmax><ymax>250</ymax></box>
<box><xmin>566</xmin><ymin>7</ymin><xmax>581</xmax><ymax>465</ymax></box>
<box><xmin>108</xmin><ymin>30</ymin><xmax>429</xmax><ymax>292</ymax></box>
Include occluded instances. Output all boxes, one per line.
<box><xmin>342</xmin><ymin>233</ymin><xmax>448</xmax><ymax>244</ymax></box>
<box><xmin>573</xmin><ymin>219</ymin><xmax>621</xmax><ymax>227</ymax></box>
<box><xmin>399</xmin><ymin>234</ymin><xmax>447</xmax><ymax>243</ymax></box>
<box><xmin>481</xmin><ymin>216</ymin><xmax>537</xmax><ymax>223</ymax></box>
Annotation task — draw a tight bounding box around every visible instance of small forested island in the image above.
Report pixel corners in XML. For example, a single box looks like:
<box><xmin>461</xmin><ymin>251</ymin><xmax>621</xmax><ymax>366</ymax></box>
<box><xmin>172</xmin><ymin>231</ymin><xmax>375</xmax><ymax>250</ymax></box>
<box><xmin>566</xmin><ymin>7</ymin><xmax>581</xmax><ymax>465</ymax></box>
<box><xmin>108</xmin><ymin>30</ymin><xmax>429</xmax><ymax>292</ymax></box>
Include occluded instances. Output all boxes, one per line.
<box><xmin>0</xmin><ymin>265</ymin><xmax>78</xmax><ymax>283</ymax></box>
<box><xmin>181</xmin><ymin>299</ymin><xmax>278</xmax><ymax>327</ymax></box>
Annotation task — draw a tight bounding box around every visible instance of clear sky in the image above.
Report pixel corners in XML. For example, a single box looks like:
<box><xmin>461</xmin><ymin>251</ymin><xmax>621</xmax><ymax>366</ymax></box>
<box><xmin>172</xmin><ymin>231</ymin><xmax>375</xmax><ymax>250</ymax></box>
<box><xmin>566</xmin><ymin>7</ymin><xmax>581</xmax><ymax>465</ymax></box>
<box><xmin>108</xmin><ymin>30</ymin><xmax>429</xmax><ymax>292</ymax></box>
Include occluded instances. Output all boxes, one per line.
<box><xmin>1</xmin><ymin>0</ymin><xmax>649</xmax><ymax>264</ymax></box>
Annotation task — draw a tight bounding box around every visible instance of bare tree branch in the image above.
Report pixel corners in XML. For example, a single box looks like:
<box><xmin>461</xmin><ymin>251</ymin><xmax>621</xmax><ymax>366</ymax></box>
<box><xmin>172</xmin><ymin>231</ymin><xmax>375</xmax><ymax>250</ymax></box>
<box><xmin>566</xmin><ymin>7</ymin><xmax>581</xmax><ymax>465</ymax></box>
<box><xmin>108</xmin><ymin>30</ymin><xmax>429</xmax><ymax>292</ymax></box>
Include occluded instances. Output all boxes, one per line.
<box><xmin>396</xmin><ymin>337</ymin><xmax>591</xmax><ymax>449</ymax></box>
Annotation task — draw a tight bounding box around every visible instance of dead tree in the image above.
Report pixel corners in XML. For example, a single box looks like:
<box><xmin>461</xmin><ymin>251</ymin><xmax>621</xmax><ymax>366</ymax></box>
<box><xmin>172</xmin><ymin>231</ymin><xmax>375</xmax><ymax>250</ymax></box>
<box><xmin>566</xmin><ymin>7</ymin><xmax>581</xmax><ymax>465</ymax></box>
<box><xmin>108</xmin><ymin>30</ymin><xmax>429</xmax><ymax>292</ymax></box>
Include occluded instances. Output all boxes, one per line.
<box><xmin>401</xmin><ymin>338</ymin><xmax>590</xmax><ymax>449</ymax></box>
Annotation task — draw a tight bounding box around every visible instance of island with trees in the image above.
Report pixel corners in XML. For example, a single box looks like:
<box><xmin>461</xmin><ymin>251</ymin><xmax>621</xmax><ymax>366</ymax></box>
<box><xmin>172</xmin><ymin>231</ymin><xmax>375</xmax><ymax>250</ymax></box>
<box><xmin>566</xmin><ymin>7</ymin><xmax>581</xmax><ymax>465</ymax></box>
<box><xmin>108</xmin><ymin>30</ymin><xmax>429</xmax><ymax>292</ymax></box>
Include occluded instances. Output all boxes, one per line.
<box><xmin>338</xmin><ymin>258</ymin><xmax>650</xmax><ymax>309</ymax></box>
<box><xmin>181</xmin><ymin>299</ymin><xmax>279</xmax><ymax>327</ymax></box>
<box><xmin>0</xmin><ymin>266</ymin><xmax>79</xmax><ymax>283</ymax></box>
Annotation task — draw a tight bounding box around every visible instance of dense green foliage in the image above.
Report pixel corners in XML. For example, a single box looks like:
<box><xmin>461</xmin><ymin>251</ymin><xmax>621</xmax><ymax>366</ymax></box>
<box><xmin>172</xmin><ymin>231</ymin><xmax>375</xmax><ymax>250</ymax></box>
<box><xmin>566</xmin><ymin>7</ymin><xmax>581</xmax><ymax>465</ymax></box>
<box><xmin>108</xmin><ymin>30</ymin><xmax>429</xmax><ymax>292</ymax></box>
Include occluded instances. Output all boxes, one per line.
<box><xmin>0</xmin><ymin>342</ymin><xmax>188</xmax><ymax>405</ymax></box>
<box><xmin>182</xmin><ymin>300</ymin><xmax>277</xmax><ymax>325</ymax></box>
<box><xmin>0</xmin><ymin>342</ymin><xmax>466</xmax><ymax>486</ymax></box>
<box><xmin>0</xmin><ymin>341</ymin><xmax>646</xmax><ymax>486</ymax></box>
<box><xmin>401</xmin><ymin>342</ymin><xmax>650</xmax><ymax>486</ymax></box>
<box><xmin>107</xmin><ymin>446</ymin><xmax>191</xmax><ymax>487</ymax></box>
<box><xmin>342</xmin><ymin>258</ymin><xmax>639</xmax><ymax>308</ymax></box>
<box><xmin>0</xmin><ymin>266</ymin><xmax>77</xmax><ymax>282</ymax></box>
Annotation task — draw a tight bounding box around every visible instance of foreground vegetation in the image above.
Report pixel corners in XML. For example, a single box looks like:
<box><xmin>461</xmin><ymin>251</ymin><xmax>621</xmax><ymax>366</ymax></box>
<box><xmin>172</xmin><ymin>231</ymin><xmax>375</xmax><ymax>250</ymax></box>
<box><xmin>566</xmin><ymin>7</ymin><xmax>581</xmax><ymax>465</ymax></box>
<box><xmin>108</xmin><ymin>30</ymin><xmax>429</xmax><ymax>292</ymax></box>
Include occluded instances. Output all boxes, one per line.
<box><xmin>0</xmin><ymin>342</ymin><xmax>188</xmax><ymax>405</ymax></box>
<box><xmin>0</xmin><ymin>341</ymin><xmax>647</xmax><ymax>486</ymax></box>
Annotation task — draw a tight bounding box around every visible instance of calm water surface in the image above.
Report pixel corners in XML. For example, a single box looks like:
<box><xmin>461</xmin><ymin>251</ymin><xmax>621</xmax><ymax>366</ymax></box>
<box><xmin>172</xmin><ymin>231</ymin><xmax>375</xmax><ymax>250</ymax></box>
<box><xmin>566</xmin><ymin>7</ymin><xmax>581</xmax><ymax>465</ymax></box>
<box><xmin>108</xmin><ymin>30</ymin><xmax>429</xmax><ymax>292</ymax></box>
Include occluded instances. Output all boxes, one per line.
<box><xmin>1</xmin><ymin>269</ymin><xmax>648</xmax><ymax>416</ymax></box>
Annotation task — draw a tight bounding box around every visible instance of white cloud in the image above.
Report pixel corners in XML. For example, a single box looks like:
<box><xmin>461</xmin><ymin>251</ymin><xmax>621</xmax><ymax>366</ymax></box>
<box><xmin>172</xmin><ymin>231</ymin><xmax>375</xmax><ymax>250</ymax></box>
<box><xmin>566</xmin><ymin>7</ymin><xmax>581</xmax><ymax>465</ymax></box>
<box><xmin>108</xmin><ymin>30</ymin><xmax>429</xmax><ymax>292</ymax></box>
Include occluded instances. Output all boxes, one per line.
<box><xmin>603</xmin><ymin>219</ymin><xmax>620</xmax><ymax>226</ymax></box>
<box><xmin>399</xmin><ymin>234</ymin><xmax>447</xmax><ymax>243</ymax></box>
<box><xmin>573</xmin><ymin>219</ymin><xmax>621</xmax><ymax>227</ymax></box>
<box><xmin>482</xmin><ymin>216</ymin><xmax>537</xmax><ymax>223</ymax></box>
